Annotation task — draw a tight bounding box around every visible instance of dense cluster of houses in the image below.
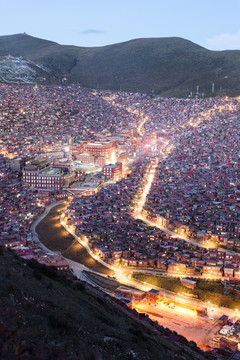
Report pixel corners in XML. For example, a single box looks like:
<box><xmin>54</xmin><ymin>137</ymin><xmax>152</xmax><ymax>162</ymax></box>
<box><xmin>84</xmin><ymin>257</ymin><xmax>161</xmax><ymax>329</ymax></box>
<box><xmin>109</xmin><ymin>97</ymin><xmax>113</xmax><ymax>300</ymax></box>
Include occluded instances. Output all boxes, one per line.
<box><xmin>0</xmin><ymin>84</ymin><xmax>140</xmax><ymax>160</ymax></box>
<box><xmin>0</xmin><ymin>85</ymin><xmax>151</xmax><ymax>271</ymax></box>
<box><xmin>64</xmin><ymin>155</ymin><xmax>240</xmax><ymax>280</ymax></box>
<box><xmin>1</xmin><ymin>83</ymin><xmax>240</xmax><ymax>279</ymax></box>
<box><xmin>143</xmin><ymin>98</ymin><xmax>240</xmax><ymax>250</ymax></box>
<box><xmin>0</xmin><ymin>156</ymin><xmax>69</xmax><ymax>270</ymax></box>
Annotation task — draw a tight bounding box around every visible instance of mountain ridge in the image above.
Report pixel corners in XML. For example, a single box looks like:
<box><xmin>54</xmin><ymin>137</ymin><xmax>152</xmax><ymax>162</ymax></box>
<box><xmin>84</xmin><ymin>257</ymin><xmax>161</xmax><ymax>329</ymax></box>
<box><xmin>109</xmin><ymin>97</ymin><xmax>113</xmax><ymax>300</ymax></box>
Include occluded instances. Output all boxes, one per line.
<box><xmin>0</xmin><ymin>33</ymin><xmax>240</xmax><ymax>96</ymax></box>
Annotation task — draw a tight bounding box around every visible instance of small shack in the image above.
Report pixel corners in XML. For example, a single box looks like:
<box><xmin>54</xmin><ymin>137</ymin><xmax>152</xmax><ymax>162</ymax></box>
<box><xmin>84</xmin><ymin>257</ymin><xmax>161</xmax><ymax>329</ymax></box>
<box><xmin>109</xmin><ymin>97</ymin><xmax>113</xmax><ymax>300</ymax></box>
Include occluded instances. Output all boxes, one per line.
<box><xmin>181</xmin><ymin>278</ymin><xmax>196</xmax><ymax>289</ymax></box>
<box><xmin>220</xmin><ymin>337</ymin><xmax>238</xmax><ymax>351</ymax></box>
<box><xmin>146</xmin><ymin>289</ymin><xmax>161</xmax><ymax>304</ymax></box>
<box><xmin>218</xmin><ymin>314</ymin><xmax>229</xmax><ymax>326</ymax></box>
<box><xmin>197</xmin><ymin>307</ymin><xmax>208</xmax><ymax>317</ymax></box>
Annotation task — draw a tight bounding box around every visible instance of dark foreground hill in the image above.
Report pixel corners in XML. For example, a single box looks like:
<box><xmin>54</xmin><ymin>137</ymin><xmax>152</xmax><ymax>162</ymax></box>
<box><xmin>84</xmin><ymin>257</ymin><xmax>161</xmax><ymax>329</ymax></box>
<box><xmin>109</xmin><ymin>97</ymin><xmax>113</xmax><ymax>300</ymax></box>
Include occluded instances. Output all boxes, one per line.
<box><xmin>0</xmin><ymin>33</ymin><xmax>240</xmax><ymax>96</ymax></box>
<box><xmin>0</xmin><ymin>247</ymin><xmax>213</xmax><ymax>360</ymax></box>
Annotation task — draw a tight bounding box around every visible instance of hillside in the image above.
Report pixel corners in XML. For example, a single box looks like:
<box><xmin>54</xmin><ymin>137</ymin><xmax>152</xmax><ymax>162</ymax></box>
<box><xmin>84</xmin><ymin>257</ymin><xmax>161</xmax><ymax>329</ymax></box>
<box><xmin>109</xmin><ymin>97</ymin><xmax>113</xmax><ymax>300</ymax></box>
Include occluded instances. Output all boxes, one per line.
<box><xmin>0</xmin><ymin>247</ymin><xmax>212</xmax><ymax>360</ymax></box>
<box><xmin>0</xmin><ymin>55</ymin><xmax>58</xmax><ymax>84</ymax></box>
<box><xmin>0</xmin><ymin>33</ymin><xmax>240</xmax><ymax>96</ymax></box>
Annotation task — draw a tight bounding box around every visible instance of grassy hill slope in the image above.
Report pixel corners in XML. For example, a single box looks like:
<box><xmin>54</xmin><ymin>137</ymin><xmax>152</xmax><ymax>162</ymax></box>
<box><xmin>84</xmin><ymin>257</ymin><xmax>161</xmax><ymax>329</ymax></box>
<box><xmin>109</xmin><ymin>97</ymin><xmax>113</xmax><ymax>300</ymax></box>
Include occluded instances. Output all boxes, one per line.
<box><xmin>0</xmin><ymin>247</ymin><xmax>211</xmax><ymax>359</ymax></box>
<box><xmin>0</xmin><ymin>33</ymin><xmax>240</xmax><ymax>96</ymax></box>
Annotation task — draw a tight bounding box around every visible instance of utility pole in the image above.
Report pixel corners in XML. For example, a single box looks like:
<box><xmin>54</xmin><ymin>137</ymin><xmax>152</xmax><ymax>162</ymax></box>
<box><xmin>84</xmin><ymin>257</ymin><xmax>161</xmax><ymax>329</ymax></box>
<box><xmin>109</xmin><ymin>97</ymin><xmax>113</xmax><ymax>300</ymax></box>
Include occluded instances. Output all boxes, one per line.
<box><xmin>212</xmin><ymin>83</ymin><xmax>215</xmax><ymax>94</ymax></box>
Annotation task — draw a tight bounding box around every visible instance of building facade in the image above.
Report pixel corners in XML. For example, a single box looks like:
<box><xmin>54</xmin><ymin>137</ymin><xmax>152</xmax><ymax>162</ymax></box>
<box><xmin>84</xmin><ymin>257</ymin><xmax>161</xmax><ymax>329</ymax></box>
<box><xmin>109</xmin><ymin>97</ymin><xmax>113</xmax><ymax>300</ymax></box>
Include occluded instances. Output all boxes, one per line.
<box><xmin>102</xmin><ymin>162</ymin><xmax>122</xmax><ymax>180</ymax></box>
<box><xmin>22</xmin><ymin>159</ymin><xmax>64</xmax><ymax>190</ymax></box>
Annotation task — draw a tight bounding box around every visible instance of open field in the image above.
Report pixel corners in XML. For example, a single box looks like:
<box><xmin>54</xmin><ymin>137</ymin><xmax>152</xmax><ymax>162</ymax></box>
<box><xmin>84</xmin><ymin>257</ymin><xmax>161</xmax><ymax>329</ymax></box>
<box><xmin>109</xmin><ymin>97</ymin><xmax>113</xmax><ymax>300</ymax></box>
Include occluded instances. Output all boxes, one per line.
<box><xmin>36</xmin><ymin>203</ymin><xmax>112</xmax><ymax>275</ymax></box>
<box><xmin>134</xmin><ymin>301</ymin><xmax>221</xmax><ymax>350</ymax></box>
<box><xmin>132</xmin><ymin>273</ymin><xmax>240</xmax><ymax>310</ymax></box>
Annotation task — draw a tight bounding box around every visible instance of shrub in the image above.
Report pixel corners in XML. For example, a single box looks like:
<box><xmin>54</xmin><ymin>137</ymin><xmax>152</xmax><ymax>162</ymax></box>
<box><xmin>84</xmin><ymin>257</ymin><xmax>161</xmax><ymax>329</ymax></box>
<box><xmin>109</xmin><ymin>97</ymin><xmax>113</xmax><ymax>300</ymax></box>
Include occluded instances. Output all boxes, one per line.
<box><xmin>73</xmin><ymin>281</ymin><xmax>85</xmax><ymax>291</ymax></box>
<box><xmin>33</xmin><ymin>268</ymin><xmax>42</xmax><ymax>281</ymax></box>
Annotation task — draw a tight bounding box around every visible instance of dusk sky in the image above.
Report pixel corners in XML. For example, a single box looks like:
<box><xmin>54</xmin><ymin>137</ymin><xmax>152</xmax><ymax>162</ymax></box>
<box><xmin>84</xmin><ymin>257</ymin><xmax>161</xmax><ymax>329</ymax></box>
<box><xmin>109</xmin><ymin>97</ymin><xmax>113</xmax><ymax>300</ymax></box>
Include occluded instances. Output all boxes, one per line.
<box><xmin>1</xmin><ymin>0</ymin><xmax>240</xmax><ymax>50</ymax></box>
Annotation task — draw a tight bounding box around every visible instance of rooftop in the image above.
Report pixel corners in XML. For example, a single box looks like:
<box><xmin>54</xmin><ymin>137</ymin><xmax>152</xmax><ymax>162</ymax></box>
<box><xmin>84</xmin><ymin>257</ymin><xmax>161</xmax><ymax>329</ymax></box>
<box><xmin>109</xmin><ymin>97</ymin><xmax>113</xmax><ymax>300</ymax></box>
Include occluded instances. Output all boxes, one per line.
<box><xmin>41</xmin><ymin>168</ymin><xmax>62</xmax><ymax>175</ymax></box>
<box><xmin>148</xmin><ymin>288</ymin><xmax>161</xmax><ymax>295</ymax></box>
